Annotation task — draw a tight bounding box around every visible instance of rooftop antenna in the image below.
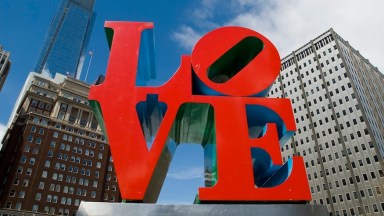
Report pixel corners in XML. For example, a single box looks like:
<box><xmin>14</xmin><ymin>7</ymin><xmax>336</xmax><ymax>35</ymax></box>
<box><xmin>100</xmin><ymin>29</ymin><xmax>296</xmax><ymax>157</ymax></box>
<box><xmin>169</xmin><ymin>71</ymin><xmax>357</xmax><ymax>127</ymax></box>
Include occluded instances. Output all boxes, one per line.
<box><xmin>84</xmin><ymin>50</ymin><xmax>94</xmax><ymax>83</ymax></box>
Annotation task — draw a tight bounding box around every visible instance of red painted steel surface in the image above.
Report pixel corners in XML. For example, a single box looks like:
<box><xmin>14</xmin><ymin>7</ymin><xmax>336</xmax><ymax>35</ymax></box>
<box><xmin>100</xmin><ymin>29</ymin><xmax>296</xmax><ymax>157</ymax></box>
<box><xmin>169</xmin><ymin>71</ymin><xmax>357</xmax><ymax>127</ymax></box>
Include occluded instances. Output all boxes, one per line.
<box><xmin>89</xmin><ymin>22</ymin><xmax>311</xmax><ymax>202</ymax></box>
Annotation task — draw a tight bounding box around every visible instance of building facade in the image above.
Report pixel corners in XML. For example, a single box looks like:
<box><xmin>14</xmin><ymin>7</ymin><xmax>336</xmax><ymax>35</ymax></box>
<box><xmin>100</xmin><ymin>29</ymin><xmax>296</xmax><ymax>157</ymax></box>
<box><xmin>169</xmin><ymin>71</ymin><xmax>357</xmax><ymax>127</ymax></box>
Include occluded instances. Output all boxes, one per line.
<box><xmin>268</xmin><ymin>29</ymin><xmax>384</xmax><ymax>215</ymax></box>
<box><xmin>0</xmin><ymin>73</ymin><xmax>120</xmax><ymax>215</ymax></box>
<box><xmin>34</xmin><ymin>0</ymin><xmax>95</xmax><ymax>80</ymax></box>
<box><xmin>0</xmin><ymin>45</ymin><xmax>11</xmax><ymax>91</ymax></box>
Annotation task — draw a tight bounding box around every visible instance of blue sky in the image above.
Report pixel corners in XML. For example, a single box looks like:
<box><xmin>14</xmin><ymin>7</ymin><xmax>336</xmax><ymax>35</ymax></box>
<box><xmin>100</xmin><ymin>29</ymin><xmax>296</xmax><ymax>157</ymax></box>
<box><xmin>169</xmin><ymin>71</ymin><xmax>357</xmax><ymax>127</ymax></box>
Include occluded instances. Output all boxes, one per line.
<box><xmin>1</xmin><ymin>0</ymin><xmax>384</xmax><ymax>204</ymax></box>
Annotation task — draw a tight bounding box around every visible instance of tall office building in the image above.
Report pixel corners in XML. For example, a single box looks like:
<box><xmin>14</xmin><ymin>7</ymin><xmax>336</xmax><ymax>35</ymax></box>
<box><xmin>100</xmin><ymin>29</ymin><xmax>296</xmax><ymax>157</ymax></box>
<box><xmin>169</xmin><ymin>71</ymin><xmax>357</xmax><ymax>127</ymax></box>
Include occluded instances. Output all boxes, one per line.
<box><xmin>0</xmin><ymin>45</ymin><xmax>11</xmax><ymax>91</ymax></box>
<box><xmin>0</xmin><ymin>73</ymin><xmax>120</xmax><ymax>215</ymax></box>
<box><xmin>268</xmin><ymin>29</ymin><xmax>384</xmax><ymax>216</ymax></box>
<box><xmin>34</xmin><ymin>0</ymin><xmax>95</xmax><ymax>80</ymax></box>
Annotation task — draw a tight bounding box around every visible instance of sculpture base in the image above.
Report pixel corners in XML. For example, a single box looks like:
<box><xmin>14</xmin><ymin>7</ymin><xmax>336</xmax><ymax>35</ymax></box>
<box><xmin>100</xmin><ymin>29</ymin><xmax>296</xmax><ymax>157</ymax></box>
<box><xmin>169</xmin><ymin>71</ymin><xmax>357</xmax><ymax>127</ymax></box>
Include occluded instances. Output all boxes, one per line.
<box><xmin>76</xmin><ymin>202</ymin><xmax>329</xmax><ymax>216</ymax></box>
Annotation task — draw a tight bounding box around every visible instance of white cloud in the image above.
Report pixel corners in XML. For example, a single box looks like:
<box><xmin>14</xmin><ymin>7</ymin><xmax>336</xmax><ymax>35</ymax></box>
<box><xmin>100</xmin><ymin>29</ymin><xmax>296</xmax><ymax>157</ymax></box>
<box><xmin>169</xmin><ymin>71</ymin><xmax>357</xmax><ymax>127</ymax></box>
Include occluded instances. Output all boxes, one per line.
<box><xmin>167</xmin><ymin>166</ymin><xmax>203</xmax><ymax>180</ymax></box>
<box><xmin>172</xmin><ymin>25</ymin><xmax>203</xmax><ymax>51</ymax></box>
<box><xmin>174</xmin><ymin>0</ymin><xmax>384</xmax><ymax>72</ymax></box>
<box><xmin>0</xmin><ymin>123</ymin><xmax>7</xmax><ymax>143</ymax></box>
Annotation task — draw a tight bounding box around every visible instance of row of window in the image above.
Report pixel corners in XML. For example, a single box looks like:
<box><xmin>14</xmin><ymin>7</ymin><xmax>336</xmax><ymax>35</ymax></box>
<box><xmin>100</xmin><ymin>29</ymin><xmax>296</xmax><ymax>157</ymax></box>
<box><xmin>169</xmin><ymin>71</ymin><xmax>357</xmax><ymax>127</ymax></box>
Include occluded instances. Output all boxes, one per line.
<box><xmin>30</xmin><ymin>98</ymin><xmax>52</xmax><ymax>111</ymax></box>
<box><xmin>53</xmin><ymin>131</ymin><xmax>105</xmax><ymax>149</ymax></box>
<box><xmin>312</xmin><ymin>200</ymin><xmax>384</xmax><ymax>216</ymax></box>
<box><xmin>41</xmin><ymin>169</ymin><xmax>100</xmax><ymax>181</ymax></box>
<box><xmin>6</xmin><ymin>201</ymin><xmax>78</xmax><ymax>215</ymax></box>
<box><xmin>55</xmin><ymin>122</ymin><xmax>104</xmax><ymax>141</ymax></box>
<box><xmin>29</xmin><ymin>115</ymin><xmax>104</xmax><ymax>144</ymax></box>
<box><xmin>308</xmin><ymin>168</ymin><xmax>382</xmax><ymax>184</ymax></box>
<box><xmin>57</xmin><ymin>103</ymin><xmax>98</xmax><ymax>130</ymax></box>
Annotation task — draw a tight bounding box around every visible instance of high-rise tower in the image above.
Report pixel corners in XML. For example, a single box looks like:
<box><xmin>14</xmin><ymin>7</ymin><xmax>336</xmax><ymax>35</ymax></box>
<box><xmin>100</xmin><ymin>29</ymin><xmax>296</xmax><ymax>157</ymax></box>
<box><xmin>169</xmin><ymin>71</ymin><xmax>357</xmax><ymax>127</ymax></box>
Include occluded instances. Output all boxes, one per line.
<box><xmin>0</xmin><ymin>45</ymin><xmax>11</xmax><ymax>91</ymax></box>
<box><xmin>34</xmin><ymin>0</ymin><xmax>95</xmax><ymax>80</ymax></box>
<box><xmin>268</xmin><ymin>29</ymin><xmax>384</xmax><ymax>216</ymax></box>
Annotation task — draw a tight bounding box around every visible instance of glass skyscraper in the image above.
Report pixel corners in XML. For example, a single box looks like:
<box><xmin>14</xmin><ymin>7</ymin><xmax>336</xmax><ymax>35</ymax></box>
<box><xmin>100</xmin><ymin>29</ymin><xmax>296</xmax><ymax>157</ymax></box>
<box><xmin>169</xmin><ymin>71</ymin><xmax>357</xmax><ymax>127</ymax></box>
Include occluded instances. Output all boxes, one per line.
<box><xmin>34</xmin><ymin>0</ymin><xmax>95</xmax><ymax>80</ymax></box>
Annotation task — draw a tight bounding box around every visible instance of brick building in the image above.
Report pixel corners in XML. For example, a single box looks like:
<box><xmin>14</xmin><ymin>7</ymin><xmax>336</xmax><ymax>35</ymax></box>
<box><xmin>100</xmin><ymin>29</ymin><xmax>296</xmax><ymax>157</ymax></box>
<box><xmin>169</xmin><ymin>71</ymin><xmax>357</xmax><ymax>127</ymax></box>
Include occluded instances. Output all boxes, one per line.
<box><xmin>0</xmin><ymin>72</ymin><xmax>120</xmax><ymax>215</ymax></box>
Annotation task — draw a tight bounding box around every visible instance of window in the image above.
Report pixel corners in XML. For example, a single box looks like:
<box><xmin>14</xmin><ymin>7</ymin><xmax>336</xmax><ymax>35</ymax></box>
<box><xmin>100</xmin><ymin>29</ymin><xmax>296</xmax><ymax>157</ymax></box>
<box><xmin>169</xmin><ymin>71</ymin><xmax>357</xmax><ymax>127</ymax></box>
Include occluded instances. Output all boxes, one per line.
<box><xmin>23</xmin><ymin>179</ymin><xmax>29</xmax><ymax>187</ymax></box>
<box><xmin>18</xmin><ymin>190</ymin><xmax>25</xmax><ymax>198</ymax></box>
<box><xmin>9</xmin><ymin>190</ymin><xmax>16</xmax><ymax>197</ymax></box>
<box><xmin>31</xmin><ymin>126</ymin><xmax>37</xmax><ymax>133</ymax></box>
<box><xmin>17</xmin><ymin>166</ymin><xmax>23</xmax><ymax>174</ymax></box>
<box><xmin>49</xmin><ymin>207</ymin><xmax>55</xmax><ymax>215</ymax></box>
<box><xmin>61</xmin><ymin>197</ymin><xmax>66</xmax><ymax>205</ymax></box>
<box><xmin>53</xmin><ymin>131</ymin><xmax>59</xmax><ymax>138</ymax></box>
<box><xmin>50</xmin><ymin>141</ymin><xmax>56</xmax><ymax>147</ymax></box>
<box><xmin>13</xmin><ymin>177</ymin><xmax>19</xmax><ymax>185</ymax></box>
<box><xmin>27</xmin><ymin>135</ymin><xmax>33</xmax><ymax>142</ymax></box>
<box><xmin>38</xmin><ymin>101</ymin><xmax>45</xmax><ymax>109</ymax></box>
<box><xmin>360</xmin><ymin>190</ymin><xmax>365</xmax><ymax>197</ymax></box>
<box><xmin>110</xmin><ymin>195</ymin><xmax>115</xmax><ymax>201</ymax></box>
<box><xmin>49</xmin><ymin>183</ymin><xmax>55</xmax><ymax>191</ymax></box>
<box><xmin>29</xmin><ymin>157</ymin><xmax>36</xmax><ymax>165</ymax></box>
<box><xmin>32</xmin><ymin>204</ymin><xmax>39</xmax><ymax>212</ymax></box>
<box><xmin>24</xmin><ymin>145</ymin><xmax>30</xmax><ymax>152</ymax></box>
<box><xmin>368</xmin><ymin>188</ymin><xmax>373</xmax><ymax>196</ymax></box>
<box><xmin>373</xmin><ymin>204</ymin><xmax>378</xmax><ymax>212</ymax></box>
<box><xmin>26</xmin><ymin>168</ymin><xmax>32</xmax><ymax>175</ymax></box>
<box><xmin>69</xmin><ymin>107</ymin><xmax>78</xmax><ymax>123</ymax></box>
<box><xmin>20</xmin><ymin>155</ymin><xmax>27</xmax><ymax>163</ymax></box>
<box><xmin>66</xmin><ymin>198</ymin><xmax>72</xmax><ymax>205</ymax></box>
<box><xmin>15</xmin><ymin>202</ymin><xmax>22</xmax><ymax>210</ymax></box>
<box><xmin>365</xmin><ymin>205</ymin><xmax>370</xmax><ymax>213</ymax></box>
<box><xmin>45</xmin><ymin>103</ymin><xmax>52</xmax><ymax>111</ymax></box>
<box><xmin>52</xmin><ymin>173</ymin><xmax>58</xmax><ymax>180</ymax></box>
<box><xmin>35</xmin><ymin>193</ymin><xmax>41</xmax><ymax>201</ymax></box>
<box><xmin>38</xmin><ymin>181</ymin><xmax>45</xmax><ymax>189</ymax></box>
<box><xmin>43</xmin><ymin>206</ymin><xmax>49</xmax><ymax>213</ymax></box>
<box><xmin>42</xmin><ymin>170</ymin><xmax>48</xmax><ymax>178</ymax></box>
<box><xmin>44</xmin><ymin>160</ymin><xmax>51</xmax><ymax>168</ymax></box>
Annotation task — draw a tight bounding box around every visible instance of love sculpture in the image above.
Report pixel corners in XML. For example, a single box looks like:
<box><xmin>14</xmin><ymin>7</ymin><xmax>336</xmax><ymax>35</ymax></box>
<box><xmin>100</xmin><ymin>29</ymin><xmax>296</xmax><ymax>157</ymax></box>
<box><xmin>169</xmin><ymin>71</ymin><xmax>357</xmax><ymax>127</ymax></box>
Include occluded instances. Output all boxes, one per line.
<box><xmin>88</xmin><ymin>22</ymin><xmax>311</xmax><ymax>203</ymax></box>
